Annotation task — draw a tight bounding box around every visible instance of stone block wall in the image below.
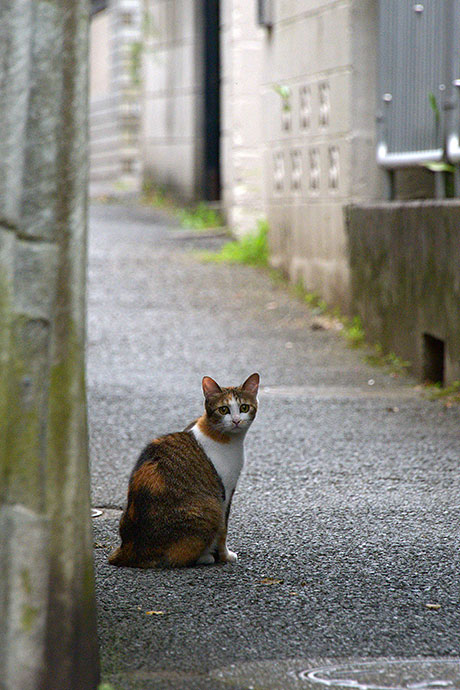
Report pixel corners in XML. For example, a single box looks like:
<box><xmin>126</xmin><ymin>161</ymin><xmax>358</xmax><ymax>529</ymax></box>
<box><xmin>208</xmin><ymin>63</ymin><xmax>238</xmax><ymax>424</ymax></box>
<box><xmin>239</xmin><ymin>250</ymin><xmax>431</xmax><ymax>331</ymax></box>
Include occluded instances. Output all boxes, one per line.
<box><xmin>142</xmin><ymin>0</ymin><xmax>204</xmax><ymax>199</ymax></box>
<box><xmin>89</xmin><ymin>0</ymin><xmax>142</xmax><ymax>195</ymax></box>
<box><xmin>346</xmin><ymin>202</ymin><xmax>460</xmax><ymax>385</ymax></box>
<box><xmin>263</xmin><ymin>0</ymin><xmax>382</xmax><ymax>311</ymax></box>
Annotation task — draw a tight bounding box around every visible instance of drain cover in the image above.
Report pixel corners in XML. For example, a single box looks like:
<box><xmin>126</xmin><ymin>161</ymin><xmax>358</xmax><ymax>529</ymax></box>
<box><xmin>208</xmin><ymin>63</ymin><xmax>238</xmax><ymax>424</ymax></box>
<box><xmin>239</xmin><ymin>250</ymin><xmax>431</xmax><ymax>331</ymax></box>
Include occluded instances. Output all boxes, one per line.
<box><xmin>212</xmin><ymin>658</ymin><xmax>460</xmax><ymax>690</ymax></box>
<box><xmin>302</xmin><ymin>659</ymin><xmax>460</xmax><ymax>690</ymax></box>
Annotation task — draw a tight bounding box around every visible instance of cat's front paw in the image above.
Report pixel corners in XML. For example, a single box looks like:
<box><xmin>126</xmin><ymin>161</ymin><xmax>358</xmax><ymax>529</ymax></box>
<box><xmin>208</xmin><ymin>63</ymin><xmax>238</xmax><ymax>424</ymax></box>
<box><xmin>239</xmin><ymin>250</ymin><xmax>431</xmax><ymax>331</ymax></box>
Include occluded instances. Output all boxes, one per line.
<box><xmin>223</xmin><ymin>549</ymin><xmax>238</xmax><ymax>563</ymax></box>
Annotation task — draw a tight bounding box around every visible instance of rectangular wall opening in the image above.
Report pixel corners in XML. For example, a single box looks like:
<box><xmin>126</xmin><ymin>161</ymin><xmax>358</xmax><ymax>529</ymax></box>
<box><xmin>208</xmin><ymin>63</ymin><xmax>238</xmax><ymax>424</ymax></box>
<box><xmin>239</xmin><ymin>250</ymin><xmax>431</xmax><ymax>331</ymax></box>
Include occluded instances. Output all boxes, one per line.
<box><xmin>423</xmin><ymin>333</ymin><xmax>445</xmax><ymax>384</ymax></box>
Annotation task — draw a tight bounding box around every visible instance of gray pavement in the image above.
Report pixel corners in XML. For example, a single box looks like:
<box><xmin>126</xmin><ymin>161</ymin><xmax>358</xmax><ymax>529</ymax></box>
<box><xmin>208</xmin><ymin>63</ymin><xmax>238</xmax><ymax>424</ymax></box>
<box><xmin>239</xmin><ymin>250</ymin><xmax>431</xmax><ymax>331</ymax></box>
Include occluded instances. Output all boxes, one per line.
<box><xmin>88</xmin><ymin>203</ymin><xmax>460</xmax><ymax>690</ymax></box>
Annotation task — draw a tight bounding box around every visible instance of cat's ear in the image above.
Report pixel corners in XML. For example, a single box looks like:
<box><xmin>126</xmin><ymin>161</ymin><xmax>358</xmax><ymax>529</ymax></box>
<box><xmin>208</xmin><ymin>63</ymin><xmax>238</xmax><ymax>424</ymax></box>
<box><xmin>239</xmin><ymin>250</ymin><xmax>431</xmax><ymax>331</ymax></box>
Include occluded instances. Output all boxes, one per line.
<box><xmin>241</xmin><ymin>372</ymin><xmax>260</xmax><ymax>396</ymax></box>
<box><xmin>202</xmin><ymin>376</ymin><xmax>222</xmax><ymax>399</ymax></box>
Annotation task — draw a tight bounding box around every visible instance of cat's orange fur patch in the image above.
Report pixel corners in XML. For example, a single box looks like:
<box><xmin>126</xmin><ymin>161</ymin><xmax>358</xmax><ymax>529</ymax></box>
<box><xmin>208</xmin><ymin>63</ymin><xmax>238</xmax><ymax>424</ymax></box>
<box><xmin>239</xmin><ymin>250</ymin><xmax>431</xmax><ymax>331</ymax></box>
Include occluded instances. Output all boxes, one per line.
<box><xmin>197</xmin><ymin>414</ymin><xmax>230</xmax><ymax>444</ymax></box>
<box><xmin>166</xmin><ymin>536</ymin><xmax>207</xmax><ymax>566</ymax></box>
<box><xmin>131</xmin><ymin>462</ymin><xmax>166</xmax><ymax>493</ymax></box>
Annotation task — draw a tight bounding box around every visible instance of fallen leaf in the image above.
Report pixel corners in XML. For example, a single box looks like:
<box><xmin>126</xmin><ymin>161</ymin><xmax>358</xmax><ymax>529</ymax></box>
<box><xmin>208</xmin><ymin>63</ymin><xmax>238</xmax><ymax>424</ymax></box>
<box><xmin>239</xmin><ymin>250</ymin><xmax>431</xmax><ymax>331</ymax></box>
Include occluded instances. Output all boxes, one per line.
<box><xmin>145</xmin><ymin>610</ymin><xmax>166</xmax><ymax>615</ymax></box>
<box><xmin>259</xmin><ymin>578</ymin><xmax>284</xmax><ymax>585</ymax></box>
<box><xmin>93</xmin><ymin>541</ymin><xmax>107</xmax><ymax>549</ymax></box>
<box><xmin>425</xmin><ymin>603</ymin><xmax>441</xmax><ymax>610</ymax></box>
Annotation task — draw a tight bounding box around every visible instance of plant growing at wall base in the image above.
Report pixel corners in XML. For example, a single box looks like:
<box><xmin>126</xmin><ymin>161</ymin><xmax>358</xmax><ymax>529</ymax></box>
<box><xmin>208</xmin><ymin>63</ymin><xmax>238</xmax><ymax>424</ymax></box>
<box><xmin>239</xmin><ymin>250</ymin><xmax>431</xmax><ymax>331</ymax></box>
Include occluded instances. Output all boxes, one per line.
<box><xmin>342</xmin><ymin>315</ymin><xmax>366</xmax><ymax>348</ymax></box>
<box><xmin>199</xmin><ymin>220</ymin><xmax>269</xmax><ymax>267</ymax></box>
<box><xmin>365</xmin><ymin>343</ymin><xmax>411</xmax><ymax>376</ymax></box>
<box><xmin>178</xmin><ymin>202</ymin><xmax>223</xmax><ymax>230</ymax></box>
<box><xmin>424</xmin><ymin>380</ymin><xmax>460</xmax><ymax>406</ymax></box>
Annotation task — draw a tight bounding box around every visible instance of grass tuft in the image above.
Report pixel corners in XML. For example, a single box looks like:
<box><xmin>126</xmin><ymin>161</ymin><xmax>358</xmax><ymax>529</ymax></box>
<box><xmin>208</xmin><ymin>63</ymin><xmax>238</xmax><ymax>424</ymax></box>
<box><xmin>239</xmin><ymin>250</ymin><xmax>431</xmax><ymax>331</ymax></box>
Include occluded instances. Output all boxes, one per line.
<box><xmin>199</xmin><ymin>219</ymin><xmax>269</xmax><ymax>267</ymax></box>
<box><xmin>425</xmin><ymin>380</ymin><xmax>460</xmax><ymax>406</ymax></box>
<box><xmin>177</xmin><ymin>202</ymin><xmax>223</xmax><ymax>230</ymax></box>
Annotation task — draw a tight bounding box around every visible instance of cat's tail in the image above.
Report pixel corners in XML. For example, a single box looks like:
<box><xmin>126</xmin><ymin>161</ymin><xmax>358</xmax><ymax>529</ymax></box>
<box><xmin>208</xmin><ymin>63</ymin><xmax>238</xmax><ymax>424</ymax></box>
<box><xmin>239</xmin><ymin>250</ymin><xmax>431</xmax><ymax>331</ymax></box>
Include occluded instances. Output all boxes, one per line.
<box><xmin>108</xmin><ymin>543</ymin><xmax>160</xmax><ymax>568</ymax></box>
<box><xmin>108</xmin><ymin>546</ymin><xmax>130</xmax><ymax>566</ymax></box>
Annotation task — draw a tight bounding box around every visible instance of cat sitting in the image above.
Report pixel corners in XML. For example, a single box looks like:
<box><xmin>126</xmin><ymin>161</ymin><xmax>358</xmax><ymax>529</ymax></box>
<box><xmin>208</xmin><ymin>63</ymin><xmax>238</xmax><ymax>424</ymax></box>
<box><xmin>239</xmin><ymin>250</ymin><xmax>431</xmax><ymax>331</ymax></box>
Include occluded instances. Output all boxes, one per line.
<box><xmin>109</xmin><ymin>373</ymin><xmax>259</xmax><ymax>568</ymax></box>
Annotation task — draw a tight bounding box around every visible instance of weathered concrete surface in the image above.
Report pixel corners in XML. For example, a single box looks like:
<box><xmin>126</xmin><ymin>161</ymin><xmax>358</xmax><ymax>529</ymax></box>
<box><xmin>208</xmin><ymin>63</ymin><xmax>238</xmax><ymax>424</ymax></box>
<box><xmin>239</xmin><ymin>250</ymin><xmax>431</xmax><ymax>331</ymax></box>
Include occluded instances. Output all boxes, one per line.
<box><xmin>0</xmin><ymin>2</ymin><xmax>99</xmax><ymax>688</ymax></box>
<box><xmin>89</xmin><ymin>203</ymin><xmax>460</xmax><ymax>690</ymax></box>
<box><xmin>346</xmin><ymin>201</ymin><xmax>460</xmax><ymax>385</ymax></box>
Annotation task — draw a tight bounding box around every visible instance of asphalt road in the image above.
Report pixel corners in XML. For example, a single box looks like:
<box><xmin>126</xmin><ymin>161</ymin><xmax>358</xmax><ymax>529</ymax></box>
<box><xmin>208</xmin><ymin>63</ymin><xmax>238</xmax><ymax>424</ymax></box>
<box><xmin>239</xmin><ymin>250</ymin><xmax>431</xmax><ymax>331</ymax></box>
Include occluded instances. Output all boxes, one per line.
<box><xmin>88</xmin><ymin>203</ymin><xmax>460</xmax><ymax>690</ymax></box>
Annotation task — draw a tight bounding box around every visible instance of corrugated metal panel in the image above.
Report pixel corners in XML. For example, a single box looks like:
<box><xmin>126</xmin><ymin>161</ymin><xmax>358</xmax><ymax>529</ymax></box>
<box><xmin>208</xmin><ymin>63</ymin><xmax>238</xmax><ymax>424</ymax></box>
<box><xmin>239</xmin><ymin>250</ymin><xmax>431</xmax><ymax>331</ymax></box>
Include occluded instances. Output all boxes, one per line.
<box><xmin>377</xmin><ymin>0</ymin><xmax>449</xmax><ymax>167</ymax></box>
<box><xmin>446</xmin><ymin>1</ymin><xmax>460</xmax><ymax>161</ymax></box>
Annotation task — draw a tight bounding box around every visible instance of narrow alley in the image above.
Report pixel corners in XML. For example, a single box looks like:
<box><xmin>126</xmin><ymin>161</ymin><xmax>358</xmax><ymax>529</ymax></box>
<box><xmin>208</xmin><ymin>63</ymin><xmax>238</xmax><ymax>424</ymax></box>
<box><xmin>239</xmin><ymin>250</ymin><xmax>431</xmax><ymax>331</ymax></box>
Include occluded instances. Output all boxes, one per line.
<box><xmin>88</xmin><ymin>203</ymin><xmax>460</xmax><ymax>690</ymax></box>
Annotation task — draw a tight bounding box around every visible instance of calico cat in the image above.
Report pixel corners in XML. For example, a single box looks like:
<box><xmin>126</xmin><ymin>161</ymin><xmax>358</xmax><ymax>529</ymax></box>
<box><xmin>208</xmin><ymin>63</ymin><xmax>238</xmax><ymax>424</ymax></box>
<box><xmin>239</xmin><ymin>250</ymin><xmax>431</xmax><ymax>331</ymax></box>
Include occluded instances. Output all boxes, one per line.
<box><xmin>108</xmin><ymin>373</ymin><xmax>259</xmax><ymax>568</ymax></box>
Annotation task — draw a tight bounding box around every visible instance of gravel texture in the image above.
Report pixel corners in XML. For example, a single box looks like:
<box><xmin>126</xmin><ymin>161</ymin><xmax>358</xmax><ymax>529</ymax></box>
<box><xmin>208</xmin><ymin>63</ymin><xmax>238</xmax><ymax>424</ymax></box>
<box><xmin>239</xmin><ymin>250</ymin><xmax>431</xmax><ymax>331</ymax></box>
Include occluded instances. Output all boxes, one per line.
<box><xmin>88</xmin><ymin>203</ymin><xmax>460</xmax><ymax>690</ymax></box>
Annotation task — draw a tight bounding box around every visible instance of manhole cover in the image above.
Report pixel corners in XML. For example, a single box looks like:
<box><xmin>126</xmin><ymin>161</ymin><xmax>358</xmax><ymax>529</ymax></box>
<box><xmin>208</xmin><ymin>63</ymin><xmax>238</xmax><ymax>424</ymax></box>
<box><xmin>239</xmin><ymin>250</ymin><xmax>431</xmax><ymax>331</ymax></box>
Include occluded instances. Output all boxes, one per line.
<box><xmin>212</xmin><ymin>658</ymin><xmax>460</xmax><ymax>690</ymax></box>
<box><xmin>301</xmin><ymin>660</ymin><xmax>460</xmax><ymax>690</ymax></box>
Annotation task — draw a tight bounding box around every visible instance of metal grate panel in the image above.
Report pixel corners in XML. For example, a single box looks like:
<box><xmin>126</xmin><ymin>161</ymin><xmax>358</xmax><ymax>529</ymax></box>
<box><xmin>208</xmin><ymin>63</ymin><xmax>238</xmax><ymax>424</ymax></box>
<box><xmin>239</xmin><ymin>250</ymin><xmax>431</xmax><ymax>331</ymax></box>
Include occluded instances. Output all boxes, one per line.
<box><xmin>377</xmin><ymin>1</ymin><xmax>449</xmax><ymax>167</ymax></box>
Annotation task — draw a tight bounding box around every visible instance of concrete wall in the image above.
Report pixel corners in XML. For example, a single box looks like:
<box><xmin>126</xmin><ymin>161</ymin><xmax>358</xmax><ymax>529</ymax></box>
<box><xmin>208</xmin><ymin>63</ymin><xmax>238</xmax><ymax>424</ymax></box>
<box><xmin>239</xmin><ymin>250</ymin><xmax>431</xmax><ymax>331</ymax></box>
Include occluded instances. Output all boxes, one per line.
<box><xmin>142</xmin><ymin>0</ymin><xmax>204</xmax><ymax>200</ymax></box>
<box><xmin>89</xmin><ymin>0</ymin><xmax>142</xmax><ymax>195</ymax></box>
<box><xmin>263</xmin><ymin>0</ymin><xmax>382</xmax><ymax>311</ymax></box>
<box><xmin>346</xmin><ymin>202</ymin><xmax>460</xmax><ymax>385</ymax></box>
<box><xmin>0</xmin><ymin>1</ymin><xmax>99</xmax><ymax>687</ymax></box>
<box><xmin>220</xmin><ymin>1</ymin><xmax>265</xmax><ymax>235</ymax></box>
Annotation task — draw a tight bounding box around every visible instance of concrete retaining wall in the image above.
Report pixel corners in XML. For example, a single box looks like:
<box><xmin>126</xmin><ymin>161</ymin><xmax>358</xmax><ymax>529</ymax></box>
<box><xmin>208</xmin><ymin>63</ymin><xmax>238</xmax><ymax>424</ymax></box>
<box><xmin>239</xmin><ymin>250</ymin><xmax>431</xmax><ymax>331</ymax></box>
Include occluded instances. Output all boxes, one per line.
<box><xmin>346</xmin><ymin>202</ymin><xmax>460</xmax><ymax>385</ymax></box>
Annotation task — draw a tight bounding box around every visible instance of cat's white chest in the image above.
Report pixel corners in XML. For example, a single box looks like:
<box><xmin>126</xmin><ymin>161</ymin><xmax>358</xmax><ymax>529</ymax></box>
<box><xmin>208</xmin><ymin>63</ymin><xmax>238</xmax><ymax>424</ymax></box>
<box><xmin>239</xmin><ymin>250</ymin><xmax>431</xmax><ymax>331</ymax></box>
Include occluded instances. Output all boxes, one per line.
<box><xmin>191</xmin><ymin>426</ymin><xmax>244</xmax><ymax>509</ymax></box>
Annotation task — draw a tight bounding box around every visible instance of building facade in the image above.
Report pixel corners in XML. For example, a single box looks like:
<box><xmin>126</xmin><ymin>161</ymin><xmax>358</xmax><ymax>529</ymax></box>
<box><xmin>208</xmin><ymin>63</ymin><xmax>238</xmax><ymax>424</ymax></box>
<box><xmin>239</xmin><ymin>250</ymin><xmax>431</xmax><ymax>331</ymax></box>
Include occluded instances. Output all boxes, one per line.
<box><xmin>90</xmin><ymin>0</ymin><xmax>460</xmax><ymax>384</ymax></box>
<box><xmin>89</xmin><ymin>0</ymin><xmax>142</xmax><ymax>195</ymax></box>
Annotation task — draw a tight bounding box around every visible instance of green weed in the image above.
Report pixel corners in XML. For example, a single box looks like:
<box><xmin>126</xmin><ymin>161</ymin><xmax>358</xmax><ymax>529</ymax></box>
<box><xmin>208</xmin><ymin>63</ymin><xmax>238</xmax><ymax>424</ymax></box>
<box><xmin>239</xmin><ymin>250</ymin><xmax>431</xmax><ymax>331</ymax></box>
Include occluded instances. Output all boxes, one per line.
<box><xmin>177</xmin><ymin>202</ymin><xmax>223</xmax><ymax>230</ymax></box>
<box><xmin>199</xmin><ymin>219</ymin><xmax>269</xmax><ymax>267</ymax></box>
<box><xmin>365</xmin><ymin>343</ymin><xmax>410</xmax><ymax>375</ymax></box>
<box><xmin>425</xmin><ymin>380</ymin><xmax>460</xmax><ymax>405</ymax></box>
<box><xmin>342</xmin><ymin>315</ymin><xmax>365</xmax><ymax>348</ymax></box>
<box><xmin>141</xmin><ymin>181</ymin><xmax>172</xmax><ymax>209</ymax></box>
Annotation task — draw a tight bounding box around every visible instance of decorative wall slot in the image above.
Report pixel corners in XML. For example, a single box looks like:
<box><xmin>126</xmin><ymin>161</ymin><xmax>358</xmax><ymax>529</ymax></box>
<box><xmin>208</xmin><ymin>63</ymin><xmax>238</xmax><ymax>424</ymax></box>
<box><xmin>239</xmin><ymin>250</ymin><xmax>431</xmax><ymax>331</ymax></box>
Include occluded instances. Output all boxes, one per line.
<box><xmin>273</xmin><ymin>151</ymin><xmax>286</xmax><ymax>192</ymax></box>
<box><xmin>328</xmin><ymin>146</ymin><xmax>339</xmax><ymax>190</ymax></box>
<box><xmin>120</xmin><ymin>11</ymin><xmax>134</xmax><ymax>25</ymax></box>
<box><xmin>299</xmin><ymin>85</ymin><xmax>311</xmax><ymax>129</ymax></box>
<box><xmin>308</xmin><ymin>147</ymin><xmax>320</xmax><ymax>192</ymax></box>
<box><xmin>290</xmin><ymin>148</ymin><xmax>302</xmax><ymax>192</ymax></box>
<box><xmin>318</xmin><ymin>81</ymin><xmax>330</xmax><ymax>127</ymax></box>
<box><xmin>275</xmin><ymin>85</ymin><xmax>292</xmax><ymax>132</ymax></box>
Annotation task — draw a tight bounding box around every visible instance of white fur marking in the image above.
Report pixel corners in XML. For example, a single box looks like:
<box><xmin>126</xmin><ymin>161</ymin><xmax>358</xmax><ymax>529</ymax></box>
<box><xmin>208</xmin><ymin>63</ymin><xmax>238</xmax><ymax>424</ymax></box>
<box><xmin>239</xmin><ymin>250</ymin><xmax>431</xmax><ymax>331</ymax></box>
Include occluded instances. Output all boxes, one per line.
<box><xmin>191</xmin><ymin>422</ymin><xmax>245</xmax><ymax>513</ymax></box>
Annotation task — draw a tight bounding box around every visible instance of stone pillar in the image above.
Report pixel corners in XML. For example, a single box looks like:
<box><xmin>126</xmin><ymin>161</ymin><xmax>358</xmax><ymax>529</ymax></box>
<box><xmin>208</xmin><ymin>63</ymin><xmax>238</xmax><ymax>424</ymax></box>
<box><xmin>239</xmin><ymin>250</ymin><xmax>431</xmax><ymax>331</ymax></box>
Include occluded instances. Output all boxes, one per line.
<box><xmin>0</xmin><ymin>2</ymin><xmax>100</xmax><ymax>689</ymax></box>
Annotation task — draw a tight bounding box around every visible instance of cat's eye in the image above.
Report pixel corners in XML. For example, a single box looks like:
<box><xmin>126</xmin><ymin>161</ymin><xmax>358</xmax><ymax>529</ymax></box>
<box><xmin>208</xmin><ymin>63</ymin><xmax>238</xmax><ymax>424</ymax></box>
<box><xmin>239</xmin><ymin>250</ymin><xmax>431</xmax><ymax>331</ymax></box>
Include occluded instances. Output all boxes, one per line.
<box><xmin>218</xmin><ymin>406</ymin><xmax>230</xmax><ymax>415</ymax></box>
<box><xmin>240</xmin><ymin>404</ymin><xmax>250</xmax><ymax>413</ymax></box>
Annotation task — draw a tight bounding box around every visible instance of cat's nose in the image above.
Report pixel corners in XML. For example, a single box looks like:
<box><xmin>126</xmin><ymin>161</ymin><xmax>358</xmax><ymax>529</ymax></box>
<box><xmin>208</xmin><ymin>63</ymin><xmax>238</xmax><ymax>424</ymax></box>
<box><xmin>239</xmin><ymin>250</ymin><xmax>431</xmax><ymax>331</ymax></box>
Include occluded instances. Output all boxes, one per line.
<box><xmin>232</xmin><ymin>417</ymin><xmax>241</xmax><ymax>426</ymax></box>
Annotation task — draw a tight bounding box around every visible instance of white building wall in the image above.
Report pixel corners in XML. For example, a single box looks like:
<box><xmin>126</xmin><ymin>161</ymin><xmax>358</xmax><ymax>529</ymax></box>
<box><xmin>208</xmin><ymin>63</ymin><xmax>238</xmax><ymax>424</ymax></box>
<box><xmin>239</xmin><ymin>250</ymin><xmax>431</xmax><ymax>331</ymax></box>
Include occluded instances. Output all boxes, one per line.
<box><xmin>262</xmin><ymin>0</ymin><xmax>381</xmax><ymax>310</ymax></box>
<box><xmin>220</xmin><ymin>1</ymin><xmax>265</xmax><ymax>235</ymax></box>
<box><xmin>141</xmin><ymin>0</ymin><xmax>204</xmax><ymax>200</ymax></box>
<box><xmin>89</xmin><ymin>0</ymin><xmax>142</xmax><ymax>195</ymax></box>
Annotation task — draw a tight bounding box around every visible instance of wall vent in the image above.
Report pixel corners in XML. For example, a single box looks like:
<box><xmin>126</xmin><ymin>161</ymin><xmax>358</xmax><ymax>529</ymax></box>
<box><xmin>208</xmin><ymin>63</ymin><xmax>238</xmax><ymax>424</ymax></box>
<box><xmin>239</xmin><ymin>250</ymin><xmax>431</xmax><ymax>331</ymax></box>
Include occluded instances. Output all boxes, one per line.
<box><xmin>423</xmin><ymin>333</ymin><xmax>445</xmax><ymax>384</ymax></box>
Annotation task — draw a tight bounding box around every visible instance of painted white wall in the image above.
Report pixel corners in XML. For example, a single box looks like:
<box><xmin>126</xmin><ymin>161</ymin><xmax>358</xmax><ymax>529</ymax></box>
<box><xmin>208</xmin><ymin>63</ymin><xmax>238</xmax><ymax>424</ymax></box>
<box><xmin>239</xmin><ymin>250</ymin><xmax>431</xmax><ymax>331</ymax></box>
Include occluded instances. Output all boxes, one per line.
<box><xmin>141</xmin><ymin>0</ymin><xmax>204</xmax><ymax>200</ymax></box>
<box><xmin>220</xmin><ymin>0</ymin><xmax>265</xmax><ymax>235</ymax></box>
<box><xmin>262</xmin><ymin>0</ymin><xmax>382</xmax><ymax>309</ymax></box>
<box><xmin>89</xmin><ymin>0</ymin><xmax>142</xmax><ymax>196</ymax></box>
